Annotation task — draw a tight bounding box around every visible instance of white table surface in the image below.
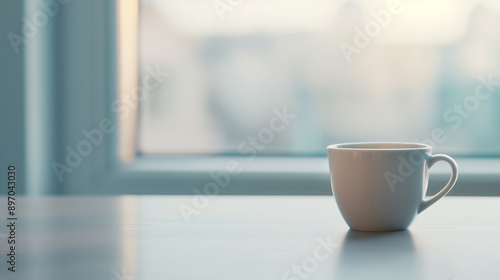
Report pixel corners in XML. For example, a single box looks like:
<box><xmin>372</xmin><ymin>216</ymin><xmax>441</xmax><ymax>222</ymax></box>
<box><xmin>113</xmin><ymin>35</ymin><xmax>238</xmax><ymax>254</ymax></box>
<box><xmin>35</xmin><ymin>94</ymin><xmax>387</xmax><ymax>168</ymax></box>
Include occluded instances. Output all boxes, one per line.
<box><xmin>0</xmin><ymin>196</ymin><xmax>499</xmax><ymax>280</ymax></box>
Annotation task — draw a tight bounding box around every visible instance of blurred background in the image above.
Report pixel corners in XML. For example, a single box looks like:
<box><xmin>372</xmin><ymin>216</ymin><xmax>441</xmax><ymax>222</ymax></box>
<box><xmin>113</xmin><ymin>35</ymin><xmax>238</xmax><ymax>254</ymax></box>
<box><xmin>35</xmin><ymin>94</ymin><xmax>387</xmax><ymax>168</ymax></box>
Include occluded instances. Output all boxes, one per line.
<box><xmin>1</xmin><ymin>0</ymin><xmax>499</xmax><ymax>195</ymax></box>
<box><xmin>137</xmin><ymin>0</ymin><xmax>500</xmax><ymax>156</ymax></box>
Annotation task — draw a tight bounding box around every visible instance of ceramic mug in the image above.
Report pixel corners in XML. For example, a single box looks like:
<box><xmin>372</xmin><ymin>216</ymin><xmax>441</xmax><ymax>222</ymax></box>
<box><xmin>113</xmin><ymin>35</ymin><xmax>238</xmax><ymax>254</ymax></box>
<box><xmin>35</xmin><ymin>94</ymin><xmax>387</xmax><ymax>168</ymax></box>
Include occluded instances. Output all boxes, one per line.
<box><xmin>327</xmin><ymin>142</ymin><xmax>458</xmax><ymax>231</ymax></box>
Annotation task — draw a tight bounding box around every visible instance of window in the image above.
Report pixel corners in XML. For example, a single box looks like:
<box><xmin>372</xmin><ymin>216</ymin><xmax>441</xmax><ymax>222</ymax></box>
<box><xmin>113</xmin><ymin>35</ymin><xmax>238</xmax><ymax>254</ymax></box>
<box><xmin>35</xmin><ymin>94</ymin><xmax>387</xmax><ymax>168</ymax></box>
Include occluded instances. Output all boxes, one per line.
<box><xmin>19</xmin><ymin>0</ymin><xmax>497</xmax><ymax>195</ymax></box>
<box><xmin>134</xmin><ymin>0</ymin><xmax>500</xmax><ymax>156</ymax></box>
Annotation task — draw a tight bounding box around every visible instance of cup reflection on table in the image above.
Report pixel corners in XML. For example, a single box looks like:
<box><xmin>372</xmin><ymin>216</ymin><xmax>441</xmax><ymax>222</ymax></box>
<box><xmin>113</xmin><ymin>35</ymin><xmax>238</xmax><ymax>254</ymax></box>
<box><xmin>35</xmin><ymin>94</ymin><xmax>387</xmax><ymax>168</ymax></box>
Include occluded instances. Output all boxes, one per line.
<box><xmin>335</xmin><ymin>230</ymin><xmax>422</xmax><ymax>280</ymax></box>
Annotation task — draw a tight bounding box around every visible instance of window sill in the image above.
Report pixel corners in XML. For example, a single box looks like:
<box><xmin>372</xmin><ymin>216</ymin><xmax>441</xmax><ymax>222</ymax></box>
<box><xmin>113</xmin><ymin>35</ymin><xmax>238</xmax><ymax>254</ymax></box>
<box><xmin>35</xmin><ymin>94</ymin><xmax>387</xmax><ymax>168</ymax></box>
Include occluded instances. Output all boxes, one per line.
<box><xmin>94</xmin><ymin>156</ymin><xmax>500</xmax><ymax>196</ymax></box>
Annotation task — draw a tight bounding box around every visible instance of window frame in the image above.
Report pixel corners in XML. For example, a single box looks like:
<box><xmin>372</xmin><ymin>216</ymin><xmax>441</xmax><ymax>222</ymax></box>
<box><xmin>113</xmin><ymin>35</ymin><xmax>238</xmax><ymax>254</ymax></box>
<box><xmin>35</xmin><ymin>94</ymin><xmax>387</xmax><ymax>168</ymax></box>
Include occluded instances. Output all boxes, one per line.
<box><xmin>20</xmin><ymin>0</ymin><xmax>500</xmax><ymax>196</ymax></box>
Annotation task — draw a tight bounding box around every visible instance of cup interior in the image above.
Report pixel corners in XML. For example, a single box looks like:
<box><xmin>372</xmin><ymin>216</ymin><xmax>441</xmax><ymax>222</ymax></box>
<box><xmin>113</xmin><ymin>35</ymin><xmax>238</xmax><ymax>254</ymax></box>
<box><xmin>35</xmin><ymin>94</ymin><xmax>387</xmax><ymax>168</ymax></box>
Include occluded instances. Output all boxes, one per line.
<box><xmin>328</xmin><ymin>142</ymin><xmax>430</xmax><ymax>150</ymax></box>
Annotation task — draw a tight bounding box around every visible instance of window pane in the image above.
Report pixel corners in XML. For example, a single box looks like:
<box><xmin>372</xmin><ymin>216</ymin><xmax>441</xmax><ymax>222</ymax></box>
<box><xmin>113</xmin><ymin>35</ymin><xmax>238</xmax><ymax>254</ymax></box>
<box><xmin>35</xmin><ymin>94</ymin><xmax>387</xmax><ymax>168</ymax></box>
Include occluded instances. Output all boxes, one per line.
<box><xmin>137</xmin><ymin>0</ymin><xmax>500</xmax><ymax>155</ymax></box>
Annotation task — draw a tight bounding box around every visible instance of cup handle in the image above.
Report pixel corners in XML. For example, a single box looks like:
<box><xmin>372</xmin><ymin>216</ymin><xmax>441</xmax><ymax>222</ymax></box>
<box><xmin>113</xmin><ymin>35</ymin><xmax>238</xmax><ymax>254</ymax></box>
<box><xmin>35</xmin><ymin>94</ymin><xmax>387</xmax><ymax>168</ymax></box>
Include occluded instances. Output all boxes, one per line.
<box><xmin>418</xmin><ymin>154</ymin><xmax>459</xmax><ymax>214</ymax></box>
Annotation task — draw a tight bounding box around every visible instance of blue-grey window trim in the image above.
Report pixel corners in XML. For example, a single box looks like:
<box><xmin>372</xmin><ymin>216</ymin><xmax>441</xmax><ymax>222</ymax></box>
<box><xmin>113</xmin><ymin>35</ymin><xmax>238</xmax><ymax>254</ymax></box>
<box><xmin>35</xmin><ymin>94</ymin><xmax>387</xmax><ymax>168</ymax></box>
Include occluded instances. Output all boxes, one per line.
<box><xmin>20</xmin><ymin>0</ymin><xmax>500</xmax><ymax>196</ymax></box>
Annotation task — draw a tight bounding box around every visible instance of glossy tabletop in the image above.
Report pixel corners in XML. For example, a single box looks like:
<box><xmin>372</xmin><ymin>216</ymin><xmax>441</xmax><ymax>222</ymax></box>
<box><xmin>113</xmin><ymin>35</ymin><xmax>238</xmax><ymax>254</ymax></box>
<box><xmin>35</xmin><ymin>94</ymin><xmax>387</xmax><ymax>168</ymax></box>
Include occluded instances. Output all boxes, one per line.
<box><xmin>0</xmin><ymin>196</ymin><xmax>499</xmax><ymax>280</ymax></box>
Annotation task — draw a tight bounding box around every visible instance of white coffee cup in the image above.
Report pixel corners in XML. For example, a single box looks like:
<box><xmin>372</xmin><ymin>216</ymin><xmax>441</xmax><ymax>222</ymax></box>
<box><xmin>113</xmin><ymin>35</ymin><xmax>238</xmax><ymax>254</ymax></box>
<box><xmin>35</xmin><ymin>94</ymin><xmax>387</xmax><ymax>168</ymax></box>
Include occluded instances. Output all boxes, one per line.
<box><xmin>327</xmin><ymin>142</ymin><xmax>458</xmax><ymax>231</ymax></box>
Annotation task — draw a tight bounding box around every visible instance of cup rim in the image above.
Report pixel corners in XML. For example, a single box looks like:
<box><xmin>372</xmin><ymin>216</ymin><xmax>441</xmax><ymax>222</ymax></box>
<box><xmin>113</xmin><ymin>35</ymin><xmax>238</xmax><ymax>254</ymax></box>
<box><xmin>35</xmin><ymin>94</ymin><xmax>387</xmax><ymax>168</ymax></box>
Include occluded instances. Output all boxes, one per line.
<box><xmin>327</xmin><ymin>142</ymin><xmax>432</xmax><ymax>151</ymax></box>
